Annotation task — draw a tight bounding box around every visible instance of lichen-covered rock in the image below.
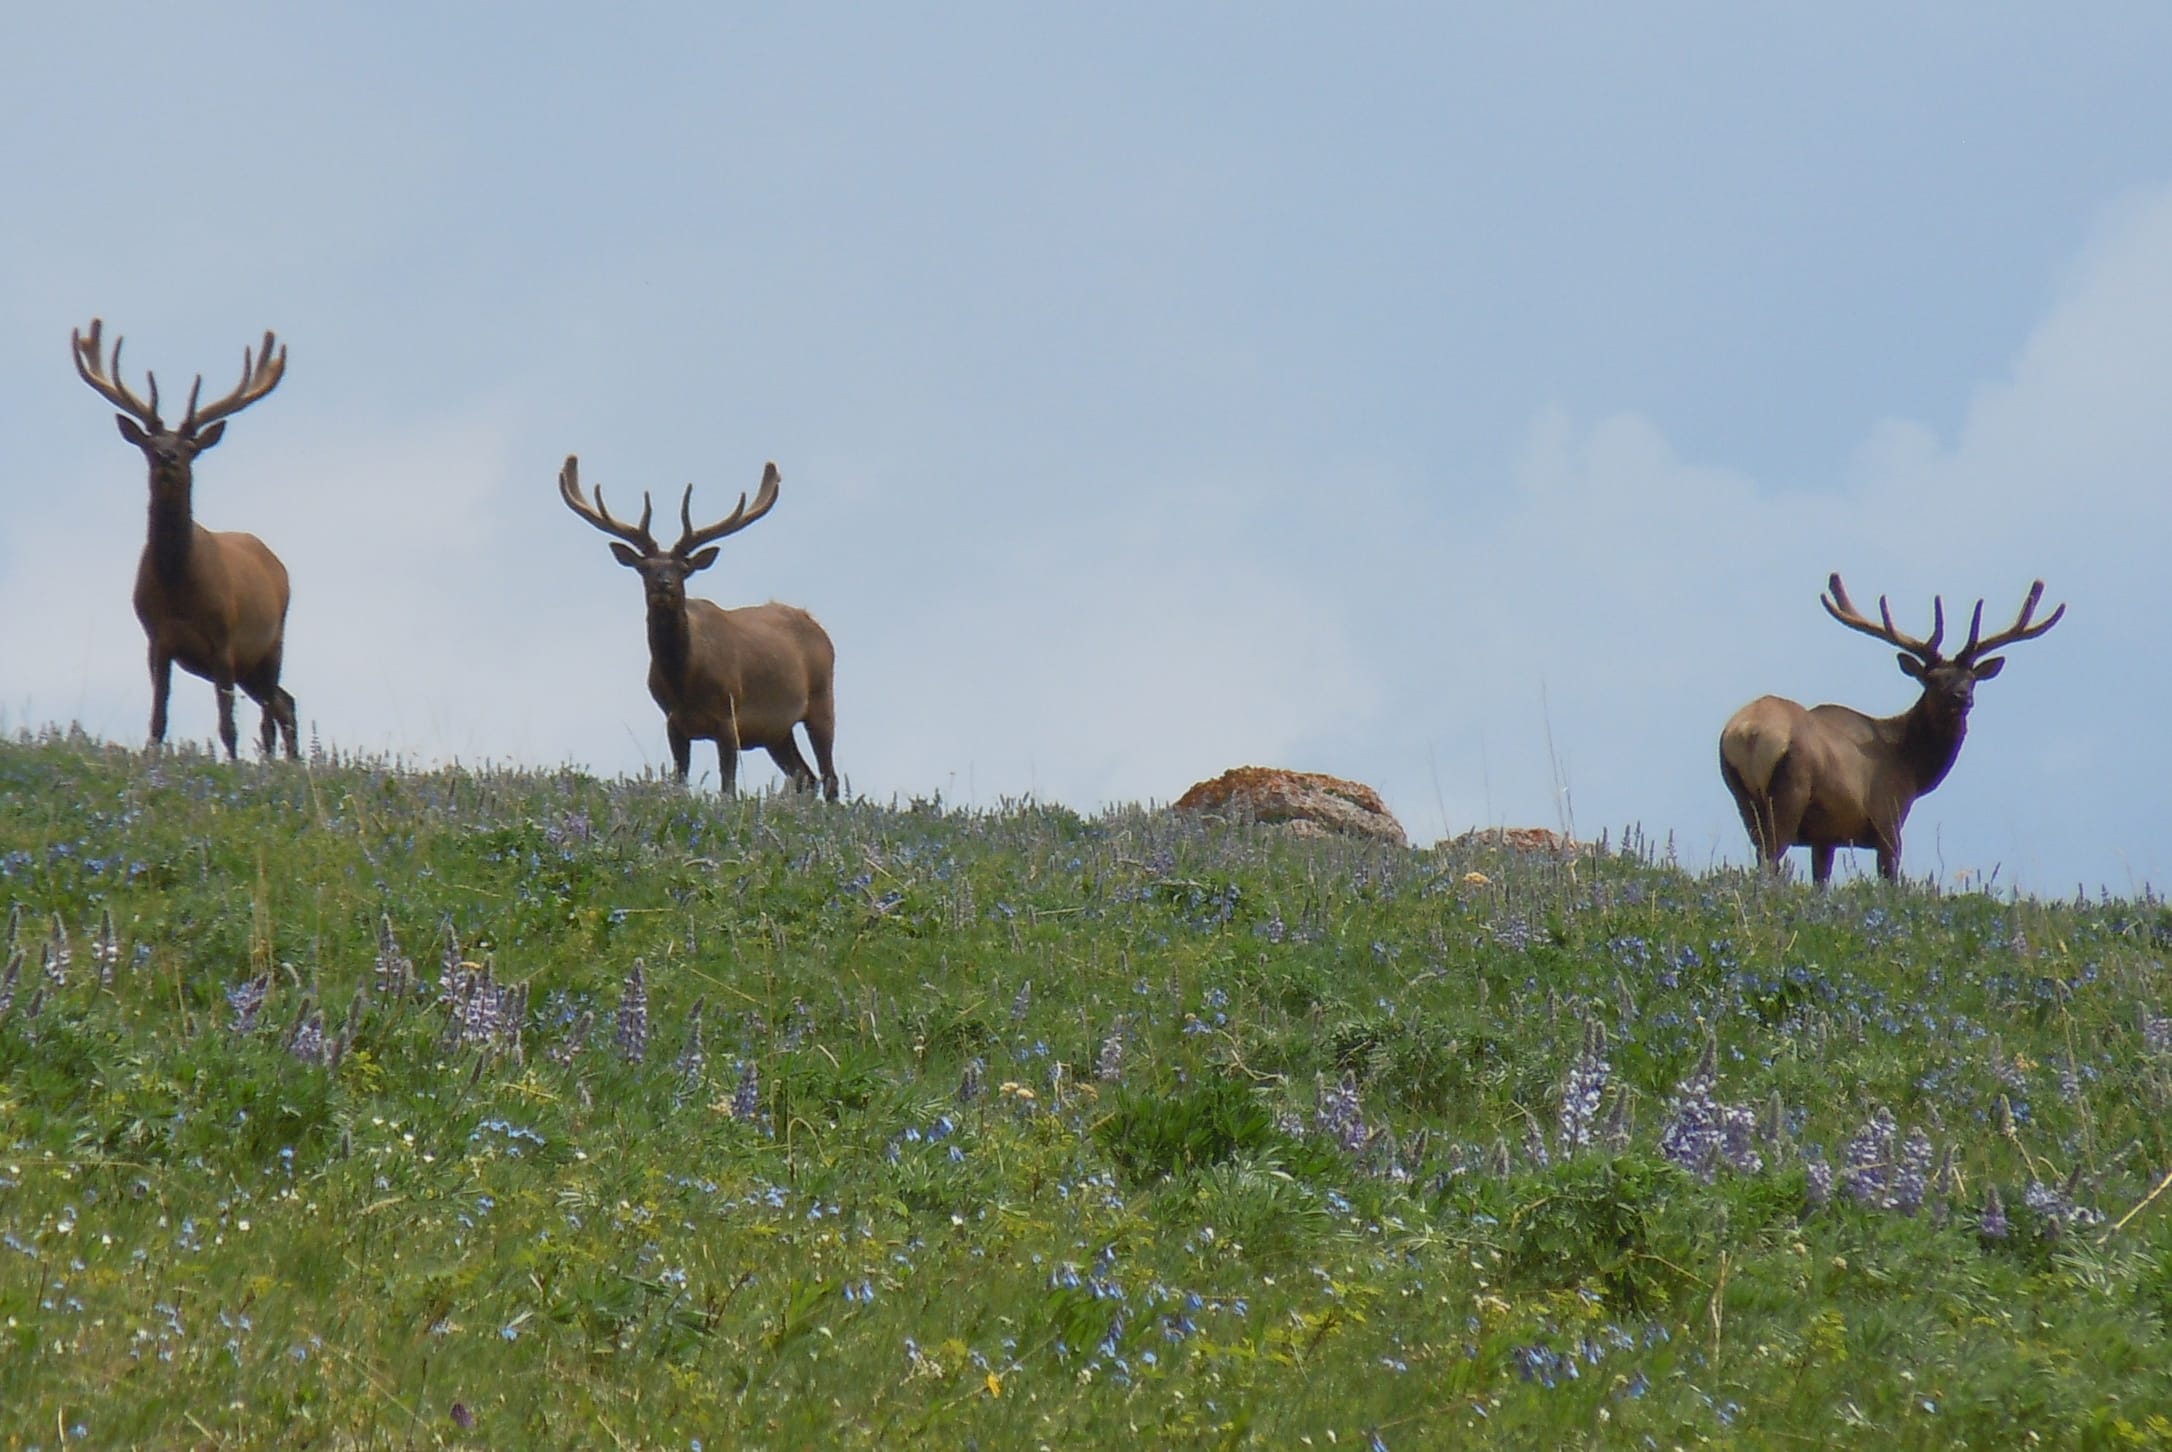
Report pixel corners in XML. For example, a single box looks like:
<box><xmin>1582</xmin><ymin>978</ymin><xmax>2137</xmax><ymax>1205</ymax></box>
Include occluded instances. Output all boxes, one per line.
<box><xmin>1174</xmin><ymin>767</ymin><xmax>1406</xmax><ymax>846</ymax></box>
<box><xmin>1450</xmin><ymin>826</ymin><xmax>1578</xmax><ymax>856</ymax></box>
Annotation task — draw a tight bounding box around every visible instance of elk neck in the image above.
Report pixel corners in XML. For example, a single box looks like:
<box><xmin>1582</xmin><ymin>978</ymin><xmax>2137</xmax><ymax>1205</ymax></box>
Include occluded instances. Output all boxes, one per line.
<box><xmin>145</xmin><ymin>479</ymin><xmax>197</xmax><ymax>587</ymax></box>
<box><xmin>645</xmin><ymin>595</ymin><xmax>694</xmax><ymax>693</ymax></box>
<box><xmin>1898</xmin><ymin>692</ymin><xmax>1969</xmax><ymax>795</ymax></box>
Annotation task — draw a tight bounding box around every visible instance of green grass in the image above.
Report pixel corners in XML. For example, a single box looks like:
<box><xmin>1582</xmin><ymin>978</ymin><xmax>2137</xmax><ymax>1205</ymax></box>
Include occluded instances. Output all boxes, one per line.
<box><xmin>6</xmin><ymin>727</ymin><xmax>2172</xmax><ymax>1447</ymax></box>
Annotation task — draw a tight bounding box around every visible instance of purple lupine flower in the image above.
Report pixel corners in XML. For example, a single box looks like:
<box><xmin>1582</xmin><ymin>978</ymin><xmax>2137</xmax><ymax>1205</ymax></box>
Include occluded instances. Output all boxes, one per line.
<box><xmin>451</xmin><ymin>959</ymin><xmax>504</xmax><ymax>1050</ymax></box>
<box><xmin>551</xmin><ymin>1009</ymin><xmax>594</xmax><ymax>1066</ymax></box>
<box><xmin>375</xmin><ymin>912</ymin><xmax>413</xmax><ymax>1000</ymax></box>
<box><xmin>2021</xmin><ymin>1177</ymin><xmax>2102</xmax><ymax>1236</ymax></box>
<box><xmin>1490</xmin><ymin>914</ymin><xmax>1534</xmax><ymax>951</ymax></box>
<box><xmin>93</xmin><ymin>908</ymin><xmax>120</xmax><ymax>985</ymax></box>
<box><xmin>439</xmin><ymin>916</ymin><xmax>463</xmax><ymax>986</ymax></box>
<box><xmin>1010</xmin><ymin>980</ymin><xmax>1033</xmax><ymax>1022</ymax></box>
<box><xmin>1521</xmin><ymin>1115</ymin><xmax>1552</xmax><ymax>1170</ymax></box>
<box><xmin>2140</xmin><ymin>1005</ymin><xmax>2172</xmax><ymax>1056</ymax></box>
<box><xmin>46</xmin><ymin>913</ymin><xmax>70</xmax><ymax>986</ymax></box>
<box><xmin>730</xmin><ymin>1059</ymin><xmax>761</xmax><ymax>1122</ymax></box>
<box><xmin>1557</xmin><ymin>1020</ymin><xmax>1610</xmax><ymax>1156</ymax></box>
<box><xmin>674</xmin><ymin>998</ymin><xmax>707</xmax><ymax>1101</ymax></box>
<box><xmin>1718</xmin><ymin>1103</ymin><xmax>1763</xmax><ymax>1176</ymax></box>
<box><xmin>228</xmin><ymin>974</ymin><xmax>270</xmax><ymax>1035</ymax></box>
<box><xmin>1487</xmin><ymin>1136</ymin><xmax>1514</xmax><ymax>1179</ymax></box>
<box><xmin>957</xmin><ymin>1057</ymin><xmax>985</xmax><ymax>1104</ymax></box>
<box><xmin>0</xmin><ymin>949</ymin><xmax>19</xmax><ymax>1022</ymax></box>
<box><xmin>1600</xmin><ymin>1085</ymin><xmax>1633</xmax><ymax>1151</ymax></box>
<box><xmin>1802</xmin><ymin>1148</ymin><xmax>1833</xmax><ymax>1209</ymax></box>
<box><xmin>615</xmin><ymin>959</ymin><xmax>648</xmax><ymax>1064</ymax></box>
<box><xmin>1658</xmin><ymin>1040</ymin><xmax>1721</xmax><ymax>1180</ymax></box>
<box><xmin>1096</xmin><ymin>1020</ymin><xmax>1125</xmax><ymax>1083</ymax></box>
<box><xmin>1314</xmin><ymin>1072</ymin><xmax>1373</xmax><ymax>1157</ymax></box>
<box><xmin>289</xmin><ymin>1009</ymin><xmax>326</xmax><ymax>1066</ymax></box>
<box><xmin>1980</xmin><ymin>1184</ymin><xmax>2008</xmax><ymax>1240</ymax></box>
<box><xmin>780</xmin><ymin>999</ymin><xmax>813</xmax><ymax>1050</ymax></box>
<box><xmin>1840</xmin><ymin>1108</ymin><xmax>1896</xmax><ymax>1208</ymax></box>
<box><xmin>1890</xmin><ymin>1128</ymin><xmax>1933</xmax><ymax>1215</ymax></box>
<box><xmin>500</xmin><ymin>980</ymin><xmax>527</xmax><ymax>1063</ymax></box>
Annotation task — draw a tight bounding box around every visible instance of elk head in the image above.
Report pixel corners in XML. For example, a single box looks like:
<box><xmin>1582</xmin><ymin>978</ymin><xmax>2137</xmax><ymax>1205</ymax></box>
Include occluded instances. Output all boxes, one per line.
<box><xmin>72</xmin><ymin>319</ymin><xmax>286</xmax><ymax>504</ymax></box>
<box><xmin>557</xmin><ymin>454</ymin><xmax>780</xmax><ymax>610</ymax></box>
<box><xmin>1821</xmin><ymin>573</ymin><xmax>2066</xmax><ymax>723</ymax></box>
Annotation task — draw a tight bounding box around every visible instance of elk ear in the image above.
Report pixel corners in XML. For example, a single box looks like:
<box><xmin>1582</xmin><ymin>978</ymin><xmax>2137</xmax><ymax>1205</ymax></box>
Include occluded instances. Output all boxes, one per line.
<box><xmin>609</xmin><ymin>542</ymin><xmax>644</xmax><ymax>568</ymax></box>
<box><xmin>684</xmin><ymin>546</ymin><xmax>721</xmax><ymax>573</ymax></box>
<box><xmin>191</xmin><ymin>421</ymin><xmax>227</xmax><ymax>452</ymax></box>
<box><xmin>115</xmin><ymin>415</ymin><xmax>150</xmax><ymax>447</ymax></box>
<box><xmin>1896</xmin><ymin>653</ymin><xmax>1928</xmax><ymax>681</ymax></box>
<box><xmin>1972</xmin><ymin>656</ymin><xmax>2007</xmax><ymax>681</ymax></box>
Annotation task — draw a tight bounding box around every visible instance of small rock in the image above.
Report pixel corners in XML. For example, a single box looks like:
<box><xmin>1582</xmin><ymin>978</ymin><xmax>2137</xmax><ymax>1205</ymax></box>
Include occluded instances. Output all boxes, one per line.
<box><xmin>1450</xmin><ymin>826</ymin><xmax>1577</xmax><ymax>856</ymax></box>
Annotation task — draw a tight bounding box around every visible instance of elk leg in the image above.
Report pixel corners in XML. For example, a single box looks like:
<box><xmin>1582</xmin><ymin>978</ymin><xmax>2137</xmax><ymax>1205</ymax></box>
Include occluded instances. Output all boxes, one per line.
<box><xmin>667</xmin><ymin>724</ymin><xmax>693</xmax><ymax>784</ymax></box>
<box><xmin>214</xmin><ymin>681</ymin><xmax>241</xmax><ymax>760</ymax></box>
<box><xmin>1811</xmin><ymin>844</ymin><xmax>1837</xmax><ymax>885</ymax></box>
<box><xmin>716</xmin><ymin>699</ymin><xmax>741</xmax><ymax>794</ymax></box>
<box><xmin>245</xmin><ymin>648</ymin><xmax>301</xmax><ymax>760</ymax></box>
<box><xmin>1875</xmin><ymin>835</ymin><xmax>1901</xmax><ymax>882</ymax></box>
<box><xmin>147</xmin><ymin>646</ymin><xmax>174</xmax><ymax>748</ymax></box>
<box><xmin>1762</xmin><ymin>754</ymin><xmax>1815</xmax><ymax>878</ymax></box>
<box><xmin>766</xmin><ymin>739</ymin><xmax>818</xmax><ymax>792</ymax></box>
<box><xmin>1721</xmin><ymin>756</ymin><xmax>1783</xmax><ymax>874</ymax></box>
<box><xmin>805</xmin><ymin>702</ymin><xmax>840</xmax><ymax>802</ymax></box>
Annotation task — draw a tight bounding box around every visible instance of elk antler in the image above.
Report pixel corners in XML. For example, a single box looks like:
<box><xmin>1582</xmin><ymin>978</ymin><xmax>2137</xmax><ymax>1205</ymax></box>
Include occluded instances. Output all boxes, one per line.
<box><xmin>71</xmin><ymin>318</ymin><xmax>163</xmax><ymax>428</ymax></box>
<box><xmin>1954</xmin><ymin>580</ymin><xmax>2066</xmax><ymax>665</ymax></box>
<box><xmin>559</xmin><ymin>456</ymin><xmax>660</xmax><ymax>554</ymax></box>
<box><xmin>671</xmin><ymin>462</ymin><xmax>781</xmax><ymax>556</ymax></box>
<box><xmin>178</xmin><ymin>330</ymin><xmax>286</xmax><ymax>435</ymax></box>
<box><xmin>1821</xmin><ymin>573</ymin><xmax>1948</xmax><ymax>662</ymax></box>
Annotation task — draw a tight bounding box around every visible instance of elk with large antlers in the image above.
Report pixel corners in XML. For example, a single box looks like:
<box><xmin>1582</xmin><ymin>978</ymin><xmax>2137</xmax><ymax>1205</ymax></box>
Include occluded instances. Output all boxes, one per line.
<box><xmin>1719</xmin><ymin>574</ymin><xmax>2064</xmax><ymax>884</ymax></box>
<box><xmin>71</xmin><ymin>319</ymin><xmax>299</xmax><ymax>759</ymax></box>
<box><xmin>560</xmin><ymin>455</ymin><xmax>839</xmax><ymax>797</ymax></box>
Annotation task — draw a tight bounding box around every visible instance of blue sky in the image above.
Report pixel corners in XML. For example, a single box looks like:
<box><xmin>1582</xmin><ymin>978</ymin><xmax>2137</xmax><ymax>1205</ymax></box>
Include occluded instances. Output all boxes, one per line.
<box><xmin>6</xmin><ymin>5</ymin><xmax>2170</xmax><ymax>892</ymax></box>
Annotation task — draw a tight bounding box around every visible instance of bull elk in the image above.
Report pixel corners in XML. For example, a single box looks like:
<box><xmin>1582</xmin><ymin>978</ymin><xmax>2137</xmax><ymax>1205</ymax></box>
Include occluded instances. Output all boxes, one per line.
<box><xmin>1719</xmin><ymin>574</ymin><xmax>2064</xmax><ymax>884</ymax></box>
<box><xmin>71</xmin><ymin>319</ymin><xmax>299</xmax><ymax>759</ymax></box>
<box><xmin>559</xmin><ymin>455</ymin><xmax>839</xmax><ymax>798</ymax></box>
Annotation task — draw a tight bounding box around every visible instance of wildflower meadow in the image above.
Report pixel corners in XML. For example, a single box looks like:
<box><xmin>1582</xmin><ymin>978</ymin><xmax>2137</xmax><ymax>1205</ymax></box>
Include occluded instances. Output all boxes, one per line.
<box><xmin>4</xmin><ymin>728</ymin><xmax>2172</xmax><ymax>1447</ymax></box>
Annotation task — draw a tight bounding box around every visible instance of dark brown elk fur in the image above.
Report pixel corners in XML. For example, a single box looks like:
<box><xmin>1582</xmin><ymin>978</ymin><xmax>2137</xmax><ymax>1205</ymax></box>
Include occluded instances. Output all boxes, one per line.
<box><xmin>71</xmin><ymin>319</ymin><xmax>298</xmax><ymax>759</ymax></box>
<box><xmin>1719</xmin><ymin>574</ymin><xmax>2063</xmax><ymax>884</ymax></box>
<box><xmin>559</xmin><ymin>455</ymin><xmax>838</xmax><ymax>798</ymax></box>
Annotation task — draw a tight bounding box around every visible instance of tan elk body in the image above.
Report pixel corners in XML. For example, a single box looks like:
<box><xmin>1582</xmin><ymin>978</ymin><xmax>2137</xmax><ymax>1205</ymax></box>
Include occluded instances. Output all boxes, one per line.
<box><xmin>1719</xmin><ymin>574</ymin><xmax>2063</xmax><ymax>883</ymax></box>
<box><xmin>559</xmin><ymin>456</ymin><xmax>839</xmax><ymax>797</ymax></box>
<box><xmin>71</xmin><ymin>319</ymin><xmax>299</xmax><ymax>759</ymax></box>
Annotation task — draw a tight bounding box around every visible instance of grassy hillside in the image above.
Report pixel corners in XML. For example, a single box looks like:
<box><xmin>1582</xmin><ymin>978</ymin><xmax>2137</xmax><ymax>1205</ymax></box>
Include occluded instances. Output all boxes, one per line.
<box><xmin>4</xmin><ymin>729</ymin><xmax>2172</xmax><ymax>1448</ymax></box>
